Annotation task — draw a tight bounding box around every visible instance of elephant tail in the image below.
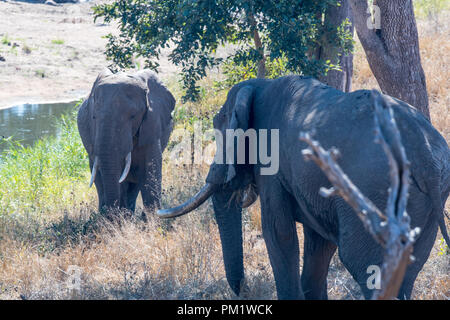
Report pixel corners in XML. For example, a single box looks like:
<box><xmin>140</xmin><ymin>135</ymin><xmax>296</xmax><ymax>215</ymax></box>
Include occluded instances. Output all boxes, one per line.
<box><xmin>428</xmin><ymin>159</ymin><xmax>450</xmax><ymax>249</ymax></box>
<box><xmin>438</xmin><ymin>187</ymin><xmax>450</xmax><ymax>248</ymax></box>
<box><xmin>435</xmin><ymin>190</ymin><xmax>450</xmax><ymax>249</ymax></box>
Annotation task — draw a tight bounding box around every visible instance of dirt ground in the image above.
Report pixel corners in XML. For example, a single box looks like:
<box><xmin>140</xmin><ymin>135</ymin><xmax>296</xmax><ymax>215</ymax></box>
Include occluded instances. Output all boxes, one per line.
<box><xmin>0</xmin><ymin>0</ymin><xmax>178</xmax><ymax>108</ymax></box>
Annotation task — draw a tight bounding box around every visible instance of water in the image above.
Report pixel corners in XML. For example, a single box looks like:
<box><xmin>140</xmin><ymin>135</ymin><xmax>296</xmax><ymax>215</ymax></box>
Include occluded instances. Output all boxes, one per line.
<box><xmin>0</xmin><ymin>101</ymin><xmax>79</xmax><ymax>153</ymax></box>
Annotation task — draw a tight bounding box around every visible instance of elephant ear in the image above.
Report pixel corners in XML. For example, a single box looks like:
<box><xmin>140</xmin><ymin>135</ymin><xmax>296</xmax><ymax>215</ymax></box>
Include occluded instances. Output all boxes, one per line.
<box><xmin>137</xmin><ymin>70</ymin><xmax>175</xmax><ymax>149</ymax></box>
<box><xmin>206</xmin><ymin>85</ymin><xmax>255</xmax><ymax>186</ymax></box>
<box><xmin>225</xmin><ymin>85</ymin><xmax>255</xmax><ymax>183</ymax></box>
<box><xmin>91</xmin><ymin>68</ymin><xmax>113</xmax><ymax>96</ymax></box>
<box><xmin>96</xmin><ymin>68</ymin><xmax>113</xmax><ymax>82</ymax></box>
<box><xmin>77</xmin><ymin>98</ymin><xmax>93</xmax><ymax>155</ymax></box>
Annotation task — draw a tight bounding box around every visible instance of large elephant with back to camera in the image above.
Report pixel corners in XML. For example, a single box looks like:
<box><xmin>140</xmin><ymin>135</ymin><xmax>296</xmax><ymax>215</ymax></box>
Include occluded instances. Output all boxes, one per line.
<box><xmin>78</xmin><ymin>69</ymin><xmax>175</xmax><ymax>216</ymax></box>
<box><xmin>158</xmin><ymin>75</ymin><xmax>449</xmax><ymax>299</ymax></box>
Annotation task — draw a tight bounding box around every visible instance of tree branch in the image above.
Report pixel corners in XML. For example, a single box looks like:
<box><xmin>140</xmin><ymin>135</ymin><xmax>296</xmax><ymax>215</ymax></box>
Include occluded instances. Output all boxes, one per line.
<box><xmin>299</xmin><ymin>90</ymin><xmax>419</xmax><ymax>299</ymax></box>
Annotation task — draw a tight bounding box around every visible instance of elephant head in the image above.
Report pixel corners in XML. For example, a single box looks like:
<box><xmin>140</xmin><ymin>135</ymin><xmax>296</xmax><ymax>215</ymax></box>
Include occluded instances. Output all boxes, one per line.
<box><xmin>157</xmin><ymin>81</ymin><xmax>260</xmax><ymax>295</ymax></box>
<box><xmin>78</xmin><ymin>68</ymin><xmax>174</xmax><ymax>211</ymax></box>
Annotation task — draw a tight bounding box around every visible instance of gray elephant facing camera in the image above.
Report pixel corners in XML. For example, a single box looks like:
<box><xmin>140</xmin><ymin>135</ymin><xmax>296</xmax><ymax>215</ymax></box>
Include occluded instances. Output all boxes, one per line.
<box><xmin>77</xmin><ymin>68</ymin><xmax>175</xmax><ymax>216</ymax></box>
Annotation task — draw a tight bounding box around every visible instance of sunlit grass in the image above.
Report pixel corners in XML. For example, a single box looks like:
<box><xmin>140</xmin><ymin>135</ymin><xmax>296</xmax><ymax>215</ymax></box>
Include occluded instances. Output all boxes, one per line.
<box><xmin>0</xmin><ymin>107</ymin><xmax>90</xmax><ymax>219</ymax></box>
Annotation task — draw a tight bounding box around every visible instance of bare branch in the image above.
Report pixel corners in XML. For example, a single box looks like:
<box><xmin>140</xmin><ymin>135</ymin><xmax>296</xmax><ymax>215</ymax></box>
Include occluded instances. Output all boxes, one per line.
<box><xmin>299</xmin><ymin>90</ymin><xmax>419</xmax><ymax>299</ymax></box>
<box><xmin>300</xmin><ymin>131</ymin><xmax>388</xmax><ymax>247</ymax></box>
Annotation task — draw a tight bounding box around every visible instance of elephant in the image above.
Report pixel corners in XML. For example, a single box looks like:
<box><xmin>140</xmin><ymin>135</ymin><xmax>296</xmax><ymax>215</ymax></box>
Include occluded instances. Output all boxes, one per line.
<box><xmin>77</xmin><ymin>68</ymin><xmax>175</xmax><ymax>216</ymax></box>
<box><xmin>157</xmin><ymin>75</ymin><xmax>449</xmax><ymax>299</ymax></box>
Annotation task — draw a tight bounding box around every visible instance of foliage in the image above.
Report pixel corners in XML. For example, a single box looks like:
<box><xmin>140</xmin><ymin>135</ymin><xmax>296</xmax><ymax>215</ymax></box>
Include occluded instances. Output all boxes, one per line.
<box><xmin>216</xmin><ymin>54</ymin><xmax>290</xmax><ymax>89</ymax></box>
<box><xmin>93</xmin><ymin>0</ymin><xmax>353</xmax><ymax>101</ymax></box>
<box><xmin>0</xmin><ymin>105</ymin><xmax>89</xmax><ymax>218</ymax></box>
<box><xmin>438</xmin><ymin>238</ymin><xmax>449</xmax><ymax>256</ymax></box>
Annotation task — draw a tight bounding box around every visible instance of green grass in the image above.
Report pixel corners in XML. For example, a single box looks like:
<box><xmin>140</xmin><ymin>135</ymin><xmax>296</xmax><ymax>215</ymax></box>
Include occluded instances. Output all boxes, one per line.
<box><xmin>0</xmin><ymin>106</ymin><xmax>89</xmax><ymax>219</ymax></box>
<box><xmin>51</xmin><ymin>39</ymin><xmax>65</xmax><ymax>45</ymax></box>
<box><xmin>1</xmin><ymin>34</ymin><xmax>10</xmax><ymax>45</ymax></box>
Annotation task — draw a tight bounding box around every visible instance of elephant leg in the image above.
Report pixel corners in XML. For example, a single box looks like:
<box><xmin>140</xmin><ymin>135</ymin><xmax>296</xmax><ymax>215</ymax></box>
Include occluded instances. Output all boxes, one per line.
<box><xmin>336</xmin><ymin>199</ymin><xmax>384</xmax><ymax>299</ymax></box>
<box><xmin>258</xmin><ymin>176</ymin><xmax>304</xmax><ymax>299</ymax></box>
<box><xmin>339</xmin><ymin>210</ymin><xmax>438</xmax><ymax>299</ymax></box>
<box><xmin>126</xmin><ymin>182</ymin><xmax>140</xmax><ymax>213</ymax></box>
<box><xmin>301</xmin><ymin>225</ymin><xmax>337</xmax><ymax>300</ymax></box>
<box><xmin>397</xmin><ymin>209</ymin><xmax>438</xmax><ymax>299</ymax></box>
<box><xmin>118</xmin><ymin>181</ymin><xmax>140</xmax><ymax>216</ymax></box>
<box><xmin>141</xmin><ymin>150</ymin><xmax>162</xmax><ymax>217</ymax></box>
<box><xmin>396</xmin><ymin>185</ymin><xmax>439</xmax><ymax>299</ymax></box>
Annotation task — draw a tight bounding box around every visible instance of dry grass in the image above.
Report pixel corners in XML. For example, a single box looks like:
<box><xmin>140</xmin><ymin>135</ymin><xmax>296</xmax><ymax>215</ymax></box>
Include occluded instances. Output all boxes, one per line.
<box><xmin>0</xmin><ymin>13</ymin><xmax>449</xmax><ymax>300</ymax></box>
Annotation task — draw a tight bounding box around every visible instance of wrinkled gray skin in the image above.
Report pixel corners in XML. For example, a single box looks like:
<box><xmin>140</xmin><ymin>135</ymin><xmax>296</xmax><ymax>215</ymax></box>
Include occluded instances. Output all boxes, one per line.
<box><xmin>185</xmin><ymin>76</ymin><xmax>449</xmax><ymax>299</ymax></box>
<box><xmin>78</xmin><ymin>69</ymin><xmax>174</xmax><ymax>215</ymax></box>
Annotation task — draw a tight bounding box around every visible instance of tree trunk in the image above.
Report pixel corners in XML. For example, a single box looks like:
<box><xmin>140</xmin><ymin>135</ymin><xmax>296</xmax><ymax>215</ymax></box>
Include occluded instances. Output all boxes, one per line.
<box><xmin>253</xmin><ymin>28</ymin><xmax>266</xmax><ymax>79</ymax></box>
<box><xmin>317</xmin><ymin>0</ymin><xmax>354</xmax><ymax>92</ymax></box>
<box><xmin>249</xmin><ymin>14</ymin><xmax>266</xmax><ymax>79</ymax></box>
<box><xmin>349</xmin><ymin>0</ymin><xmax>430</xmax><ymax>120</ymax></box>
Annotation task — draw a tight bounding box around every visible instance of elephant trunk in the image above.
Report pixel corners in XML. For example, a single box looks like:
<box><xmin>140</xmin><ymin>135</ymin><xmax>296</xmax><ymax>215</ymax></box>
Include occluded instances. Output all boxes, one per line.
<box><xmin>157</xmin><ymin>184</ymin><xmax>245</xmax><ymax>296</ymax></box>
<box><xmin>212</xmin><ymin>189</ymin><xmax>244</xmax><ymax>296</ymax></box>
<box><xmin>92</xmin><ymin>122</ymin><xmax>132</xmax><ymax>208</ymax></box>
<box><xmin>99</xmin><ymin>157</ymin><xmax>121</xmax><ymax>208</ymax></box>
<box><xmin>157</xmin><ymin>161</ymin><xmax>246</xmax><ymax>295</ymax></box>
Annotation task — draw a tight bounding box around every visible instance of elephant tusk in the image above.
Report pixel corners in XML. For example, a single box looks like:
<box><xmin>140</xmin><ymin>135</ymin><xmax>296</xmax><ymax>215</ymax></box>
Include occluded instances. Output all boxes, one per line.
<box><xmin>89</xmin><ymin>156</ymin><xmax>98</xmax><ymax>188</ymax></box>
<box><xmin>157</xmin><ymin>183</ymin><xmax>217</xmax><ymax>218</ymax></box>
<box><xmin>119</xmin><ymin>152</ymin><xmax>132</xmax><ymax>184</ymax></box>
